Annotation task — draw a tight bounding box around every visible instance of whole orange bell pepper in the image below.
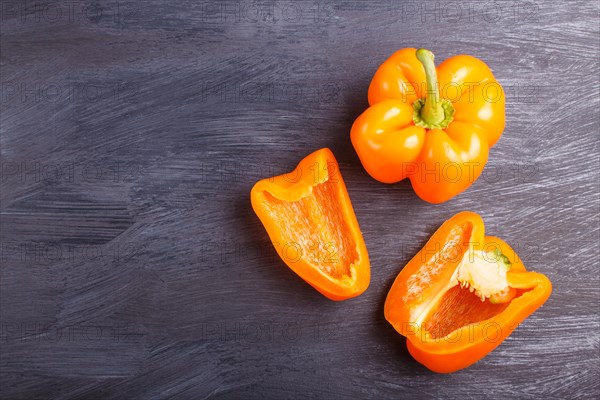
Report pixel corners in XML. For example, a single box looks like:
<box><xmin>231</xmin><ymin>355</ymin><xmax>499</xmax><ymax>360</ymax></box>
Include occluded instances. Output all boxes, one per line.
<box><xmin>384</xmin><ymin>211</ymin><xmax>551</xmax><ymax>373</ymax></box>
<box><xmin>351</xmin><ymin>48</ymin><xmax>505</xmax><ymax>203</ymax></box>
<box><xmin>251</xmin><ymin>148</ymin><xmax>370</xmax><ymax>301</ymax></box>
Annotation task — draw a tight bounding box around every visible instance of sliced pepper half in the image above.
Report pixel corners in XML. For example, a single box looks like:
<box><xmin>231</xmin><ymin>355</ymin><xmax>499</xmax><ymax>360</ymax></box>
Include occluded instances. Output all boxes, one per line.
<box><xmin>384</xmin><ymin>211</ymin><xmax>552</xmax><ymax>373</ymax></box>
<box><xmin>251</xmin><ymin>148</ymin><xmax>370</xmax><ymax>301</ymax></box>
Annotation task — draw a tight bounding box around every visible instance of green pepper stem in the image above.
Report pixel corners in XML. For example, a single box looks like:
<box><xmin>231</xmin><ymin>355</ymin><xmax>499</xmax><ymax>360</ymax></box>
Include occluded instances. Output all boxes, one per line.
<box><xmin>416</xmin><ymin>49</ymin><xmax>445</xmax><ymax>125</ymax></box>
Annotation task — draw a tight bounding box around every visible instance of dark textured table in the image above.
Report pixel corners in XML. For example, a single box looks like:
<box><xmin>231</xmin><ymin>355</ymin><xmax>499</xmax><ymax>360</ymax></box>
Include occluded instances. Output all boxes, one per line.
<box><xmin>1</xmin><ymin>1</ymin><xmax>599</xmax><ymax>398</ymax></box>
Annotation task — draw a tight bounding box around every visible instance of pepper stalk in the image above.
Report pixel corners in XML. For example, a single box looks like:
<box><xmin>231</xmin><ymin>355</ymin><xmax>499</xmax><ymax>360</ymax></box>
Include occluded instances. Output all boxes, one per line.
<box><xmin>412</xmin><ymin>49</ymin><xmax>455</xmax><ymax>129</ymax></box>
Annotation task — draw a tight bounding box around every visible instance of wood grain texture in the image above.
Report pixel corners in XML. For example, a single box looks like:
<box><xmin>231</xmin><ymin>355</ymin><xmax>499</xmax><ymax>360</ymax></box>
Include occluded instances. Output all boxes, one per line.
<box><xmin>1</xmin><ymin>0</ymin><xmax>598</xmax><ymax>398</ymax></box>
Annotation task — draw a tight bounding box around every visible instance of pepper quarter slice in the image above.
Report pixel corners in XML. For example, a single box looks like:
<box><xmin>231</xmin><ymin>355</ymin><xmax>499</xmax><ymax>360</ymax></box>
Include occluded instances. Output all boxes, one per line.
<box><xmin>384</xmin><ymin>211</ymin><xmax>552</xmax><ymax>373</ymax></box>
<box><xmin>251</xmin><ymin>148</ymin><xmax>370</xmax><ymax>301</ymax></box>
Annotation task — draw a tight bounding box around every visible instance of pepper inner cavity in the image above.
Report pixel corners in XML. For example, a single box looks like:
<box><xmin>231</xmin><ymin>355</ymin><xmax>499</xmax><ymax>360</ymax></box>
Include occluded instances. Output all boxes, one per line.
<box><xmin>261</xmin><ymin>182</ymin><xmax>358</xmax><ymax>279</ymax></box>
<box><xmin>422</xmin><ymin>248</ymin><xmax>516</xmax><ymax>339</ymax></box>
<box><xmin>423</xmin><ymin>284</ymin><xmax>511</xmax><ymax>339</ymax></box>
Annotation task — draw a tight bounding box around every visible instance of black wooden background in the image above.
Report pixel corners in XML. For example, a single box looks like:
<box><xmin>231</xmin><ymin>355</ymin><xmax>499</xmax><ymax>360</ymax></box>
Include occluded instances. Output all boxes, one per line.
<box><xmin>1</xmin><ymin>1</ymin><xmax>599</xmax><ymax>399</ymax></box>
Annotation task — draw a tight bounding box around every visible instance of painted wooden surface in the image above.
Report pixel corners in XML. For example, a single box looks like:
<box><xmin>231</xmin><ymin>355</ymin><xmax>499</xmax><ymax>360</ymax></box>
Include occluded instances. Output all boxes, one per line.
<box><xmin>1</xmin><ymin>1</ymin><xmax>598</xmax><ymax>398</ymax></box>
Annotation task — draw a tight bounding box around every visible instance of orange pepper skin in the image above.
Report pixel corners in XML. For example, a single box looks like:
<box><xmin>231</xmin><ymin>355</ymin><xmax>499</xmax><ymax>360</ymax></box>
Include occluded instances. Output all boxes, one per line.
<box><xmin>384</xmin><ymin>212</ymin><xmax>551</xmax><ymax>373</ymax></box>
<box><xmin>251</xmin><ymin>148</ymin><xmax>370</xmax><ymax>301</ymax></box>
<box><xmin>351</xmin><ymin>48</ymin><xmax>505</xmax><ymax>203</ymax></box>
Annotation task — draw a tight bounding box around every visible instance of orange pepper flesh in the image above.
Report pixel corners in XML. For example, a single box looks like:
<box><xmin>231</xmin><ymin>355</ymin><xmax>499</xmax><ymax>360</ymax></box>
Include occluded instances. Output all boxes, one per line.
<box><xmin>384</xmin><ymin>211</ymin><xmax>551</xmax><ymax>373</ymax></box>
<box><xmin>351</xmin><ymin>48</ymin><xmax>505</xmax><ymax>203</ymax></box>
<box><xmin>251</xmin><ymin>148</ymin><xmax>370</xmax><ymax>301</ymax></box>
